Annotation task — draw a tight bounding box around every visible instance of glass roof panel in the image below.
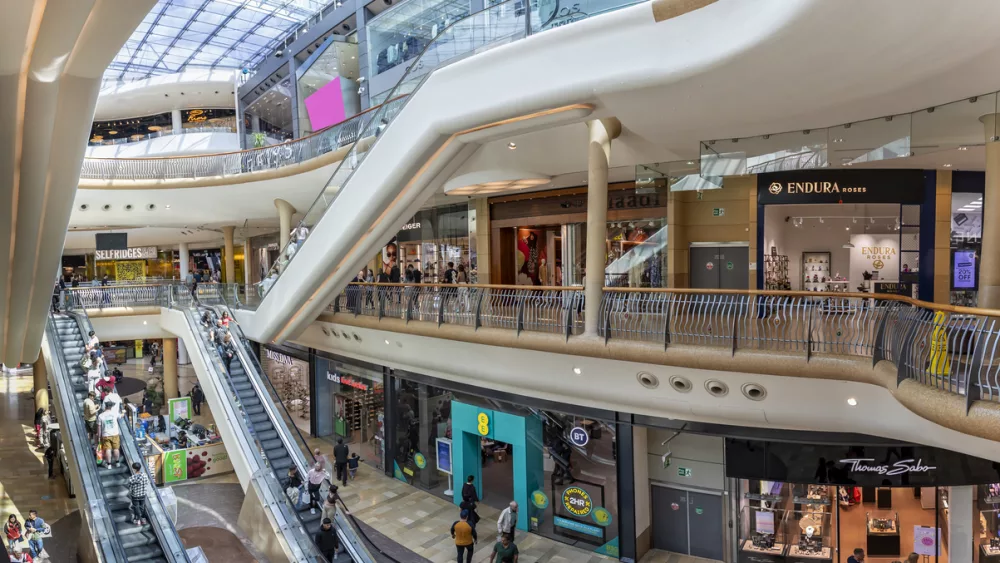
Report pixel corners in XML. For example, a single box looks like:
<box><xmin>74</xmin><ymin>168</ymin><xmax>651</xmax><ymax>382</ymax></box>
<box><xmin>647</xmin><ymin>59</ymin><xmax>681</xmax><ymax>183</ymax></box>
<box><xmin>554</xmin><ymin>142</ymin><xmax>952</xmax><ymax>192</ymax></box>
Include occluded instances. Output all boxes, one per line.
<box><xmin>106</xmin><ymin>0</ymin><xmax>329</xmax><ymax>84</ymax></box>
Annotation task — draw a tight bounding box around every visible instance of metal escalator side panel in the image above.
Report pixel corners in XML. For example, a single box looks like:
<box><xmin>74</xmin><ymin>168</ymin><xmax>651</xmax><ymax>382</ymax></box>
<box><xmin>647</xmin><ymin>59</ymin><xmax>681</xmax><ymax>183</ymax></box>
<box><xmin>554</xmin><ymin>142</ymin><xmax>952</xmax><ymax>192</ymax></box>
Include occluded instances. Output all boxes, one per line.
<box><xmin>42</xmin><ymin>315</ymin><xmax>129</xmax><ymax>562</ymax></box>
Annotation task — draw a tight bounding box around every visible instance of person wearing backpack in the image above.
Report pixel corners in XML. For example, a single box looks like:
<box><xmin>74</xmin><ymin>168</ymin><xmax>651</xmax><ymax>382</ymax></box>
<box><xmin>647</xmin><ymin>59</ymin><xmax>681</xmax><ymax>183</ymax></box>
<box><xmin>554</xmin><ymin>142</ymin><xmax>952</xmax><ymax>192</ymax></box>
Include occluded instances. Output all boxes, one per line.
<box><xmin>450</xmin><ymin>510</ymin><xmax>477</xmax><ymax>563</ymax></box>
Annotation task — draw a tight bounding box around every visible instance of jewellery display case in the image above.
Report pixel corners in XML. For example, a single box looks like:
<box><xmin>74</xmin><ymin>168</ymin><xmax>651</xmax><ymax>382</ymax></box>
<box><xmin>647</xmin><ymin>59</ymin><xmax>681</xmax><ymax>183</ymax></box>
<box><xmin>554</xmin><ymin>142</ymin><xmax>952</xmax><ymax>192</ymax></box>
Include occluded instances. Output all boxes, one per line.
<box><xmin>786</xmin><ymin>511</ymin><xmax>833</xmax><ymax>562</ymax></box>
<box><xmin>866</xmin><ymin>511</ymin><xmax>900</xmax><ymax>557</ymax></box>
<box><xmin>765</xmin><ymin>254</ymin><xmax>790</xmax><ymax>290</ymax></box>
<box><xmin>739</xmin><ymin>507</ymin><xmax>789</xmax><ymax>562</ymax></box>
<box><xmin>802</xmin><ymin>252</ymin><xmax>832</xmax><ymax>292</ymax></box>
<box><xmin>980</xmin><ymin>507</ymin><xmax>1000</xmax><ymax>561</ymax></box>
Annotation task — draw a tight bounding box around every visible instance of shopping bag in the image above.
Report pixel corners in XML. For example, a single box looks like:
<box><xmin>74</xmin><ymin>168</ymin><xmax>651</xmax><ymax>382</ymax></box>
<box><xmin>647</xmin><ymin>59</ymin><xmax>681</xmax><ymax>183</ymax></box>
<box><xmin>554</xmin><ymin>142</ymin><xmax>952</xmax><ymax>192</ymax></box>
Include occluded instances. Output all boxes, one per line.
<box><xmin>95</xmin><ymin>447</ymin><xmax>103</xmax><ymax>465</ymax></box>
<box><xmin>148</xmin><ymin>366</ymin><xmax>154</xmax><ymax>373</ymax></box>
<box><xmin>285</xmin><ymin>487</ymin><xmax>298</xmax><ymax>501</ymax></box>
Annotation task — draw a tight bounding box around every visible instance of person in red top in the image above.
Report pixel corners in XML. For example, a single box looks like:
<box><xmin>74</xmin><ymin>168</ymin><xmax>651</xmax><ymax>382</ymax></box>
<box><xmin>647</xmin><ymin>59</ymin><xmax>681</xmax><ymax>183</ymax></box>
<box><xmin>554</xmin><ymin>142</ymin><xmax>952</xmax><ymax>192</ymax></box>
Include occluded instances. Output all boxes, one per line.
<box><xmin>94</xmin><ymin>373</ymin><xmax>116</xmax><ymax>401</ymax></box>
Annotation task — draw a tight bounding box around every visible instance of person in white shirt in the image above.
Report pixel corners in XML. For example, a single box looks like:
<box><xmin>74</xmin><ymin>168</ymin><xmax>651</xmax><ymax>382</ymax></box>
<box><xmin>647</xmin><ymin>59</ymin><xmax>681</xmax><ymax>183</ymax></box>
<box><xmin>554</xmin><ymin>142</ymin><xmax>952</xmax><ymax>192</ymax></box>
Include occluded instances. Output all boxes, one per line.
<box><xmin>97</xmin><ymin>402</ymin><xmax>121</xmax><ymax>468</ymax></box>
<box><xmin>497</xmin><ymin>501</ymin><xmax>518</xmax><ymax>542</ymax></box>
<box><xmin>86</xmin><ymin>353</ymin><xmax>102</xmax><ymax>393</ymax></box>
<box><xmin>103</xmin><ymin>391</ymin><xmax>123</xmax><ymax>418</ymax></box>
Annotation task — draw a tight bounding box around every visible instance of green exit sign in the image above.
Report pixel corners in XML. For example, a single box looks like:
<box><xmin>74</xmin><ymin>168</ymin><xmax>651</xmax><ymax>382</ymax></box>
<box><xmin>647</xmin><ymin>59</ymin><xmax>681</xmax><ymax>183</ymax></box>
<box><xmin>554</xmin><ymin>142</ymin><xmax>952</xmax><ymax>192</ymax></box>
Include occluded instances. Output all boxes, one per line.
<box><xmin>678</xmin><ymin>467</ymin><xmax>692</xmax><ymax>478</ymax></box>
<box><xmin>713</xmin><ymin>208</ymin><xmax>725</xmax><ymax>217</ymax></box>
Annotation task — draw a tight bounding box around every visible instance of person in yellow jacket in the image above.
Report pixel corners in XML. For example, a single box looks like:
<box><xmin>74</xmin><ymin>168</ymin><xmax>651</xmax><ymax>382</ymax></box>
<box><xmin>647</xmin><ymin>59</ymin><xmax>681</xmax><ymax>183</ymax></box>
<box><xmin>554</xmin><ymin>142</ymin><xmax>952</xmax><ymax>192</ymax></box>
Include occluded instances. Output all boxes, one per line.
<box><xmin>450</xmin><ymin>509</ymin><xmax>478</xmax><ymax>563</ymax></box>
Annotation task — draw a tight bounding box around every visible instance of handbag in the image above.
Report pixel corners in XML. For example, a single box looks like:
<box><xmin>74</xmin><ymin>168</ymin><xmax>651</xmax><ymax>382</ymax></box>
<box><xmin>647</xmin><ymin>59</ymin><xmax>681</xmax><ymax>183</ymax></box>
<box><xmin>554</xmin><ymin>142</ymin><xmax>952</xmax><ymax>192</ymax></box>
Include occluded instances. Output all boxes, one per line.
<box><xmin>285</xmin><ymin>486</ymin><xmax>298</xmax><ymax>501</ymax></box>
<box><xmin>148</xmin><ymin>366</ymin><xmax>154</xmax><ymax>373</ymax></box>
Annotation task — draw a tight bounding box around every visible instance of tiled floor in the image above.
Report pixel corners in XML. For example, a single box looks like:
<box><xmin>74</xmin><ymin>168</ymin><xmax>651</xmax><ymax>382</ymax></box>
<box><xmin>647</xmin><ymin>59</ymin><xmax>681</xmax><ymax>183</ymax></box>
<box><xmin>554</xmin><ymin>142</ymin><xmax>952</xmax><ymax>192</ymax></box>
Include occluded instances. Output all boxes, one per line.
<box><xmin>0</xmin><ymin>370</ymin><xmax>79</xmax><ymax>560</ymax></box>
<box><xmin>639</xmin><ymin>551</ymin><xmax>722</xmax><ymax>563</ymax></box>
<box><xmin>309</xmin><ymin>438</ymin><xmax>614</xmax><ymax>563</ymax></box>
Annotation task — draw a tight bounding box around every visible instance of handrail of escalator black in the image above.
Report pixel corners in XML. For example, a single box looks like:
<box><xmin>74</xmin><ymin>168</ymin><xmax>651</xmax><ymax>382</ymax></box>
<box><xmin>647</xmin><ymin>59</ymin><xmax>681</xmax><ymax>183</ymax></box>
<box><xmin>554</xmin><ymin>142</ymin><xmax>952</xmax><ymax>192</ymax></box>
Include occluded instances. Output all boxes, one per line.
<box><xmin>168</xmin><ymin>294</ymin><xmax>321</xmax><ymax>562</ymax></box>
<box><xmin>43</xmin><ymin>312</ymin><xmax>130</xmax><ymax>562</ymax></box>
<box><xmin>216</xmin><ymin>303</ymin><xmax>401</xmax><ymax>563</ymax></box>
<box><xmin>71</xmin><ymin>305</ymin><xmax>190</xmax><ymax>563</ymax></box>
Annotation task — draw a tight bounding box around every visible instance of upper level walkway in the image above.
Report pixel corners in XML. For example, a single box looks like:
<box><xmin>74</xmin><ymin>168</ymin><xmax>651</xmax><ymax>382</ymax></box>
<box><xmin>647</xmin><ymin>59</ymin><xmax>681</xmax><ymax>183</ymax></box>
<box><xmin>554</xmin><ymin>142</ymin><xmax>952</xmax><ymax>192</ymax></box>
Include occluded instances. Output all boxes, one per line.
<box><xmin>63</xmin><ymin>282</ymin><xmax>1000</xmax><ymax>466</ymax></box>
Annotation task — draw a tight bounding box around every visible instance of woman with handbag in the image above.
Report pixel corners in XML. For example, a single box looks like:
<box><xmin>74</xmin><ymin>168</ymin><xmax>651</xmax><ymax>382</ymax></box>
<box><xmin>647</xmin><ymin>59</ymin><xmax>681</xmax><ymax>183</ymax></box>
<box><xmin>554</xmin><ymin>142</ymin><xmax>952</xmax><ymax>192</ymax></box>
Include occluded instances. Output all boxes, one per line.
<box><xmin>5</xmin><ymin>514</ymin><xmax>22</xmax><ymax>553</ymax></box>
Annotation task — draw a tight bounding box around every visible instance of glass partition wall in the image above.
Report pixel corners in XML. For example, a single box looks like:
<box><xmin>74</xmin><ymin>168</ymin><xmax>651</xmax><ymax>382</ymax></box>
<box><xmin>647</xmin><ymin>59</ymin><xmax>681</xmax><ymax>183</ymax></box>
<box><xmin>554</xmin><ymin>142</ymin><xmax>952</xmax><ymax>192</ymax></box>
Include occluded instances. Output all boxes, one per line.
<box><xmin>296</xmin><ymin>39</ymin><xmax>362</xmax><ymax>137</ymax></box>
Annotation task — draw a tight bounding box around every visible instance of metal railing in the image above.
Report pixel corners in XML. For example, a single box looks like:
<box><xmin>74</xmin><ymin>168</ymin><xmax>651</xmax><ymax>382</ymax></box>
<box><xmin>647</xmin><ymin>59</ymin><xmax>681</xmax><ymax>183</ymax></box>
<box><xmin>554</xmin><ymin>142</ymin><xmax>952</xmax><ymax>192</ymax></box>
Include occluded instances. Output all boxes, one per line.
<box><xmin>80</xmin><ymin>96</ymin><xmax>407</xmax><ymax>182</ymax></box>
<box><xmin>327</xmin><ymin>283</ymin><xmax>1000</xmax><ymax>413</ymax></box>
<box><xmin>64</xmin><ymin>282</ymin><xmax>241</xmax><ymax>309</ymax></box>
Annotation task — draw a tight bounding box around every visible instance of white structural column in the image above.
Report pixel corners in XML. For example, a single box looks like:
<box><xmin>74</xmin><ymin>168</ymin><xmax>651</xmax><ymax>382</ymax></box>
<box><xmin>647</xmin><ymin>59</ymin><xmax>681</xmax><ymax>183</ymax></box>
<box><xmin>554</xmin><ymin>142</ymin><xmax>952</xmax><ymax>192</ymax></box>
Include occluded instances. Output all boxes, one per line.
<box><xmin>980</xmin><ymin>114</ymin><xmax>1000</xmax><ymax>308</ymax></box>
<box><xmin>274</xmin><ymin>199</ymin><xmax>297</xmax><ymax>250</ymax></box>
<box><xmin>171</xmin><ymin>109</ymin><xmax>182</xmax><ymax>133</ymax></box>
<box><xmin>948</xmin><ymin>486</ymin><xmax>974</xmax><ymax>563</ymax></box>
<box><xmin>583</xmin><ymin>118</ymin><xmax>622</xmax><ymax>335</ymax></box>
<box><xmin>177</xmin><ymin>242</ymin><xmax>191</xmax><ymax>364</ymax></box>
<box><xmin>223</xmin><ymin>226</ymin><xmax>236</xmax><ymax>283</ymax></box>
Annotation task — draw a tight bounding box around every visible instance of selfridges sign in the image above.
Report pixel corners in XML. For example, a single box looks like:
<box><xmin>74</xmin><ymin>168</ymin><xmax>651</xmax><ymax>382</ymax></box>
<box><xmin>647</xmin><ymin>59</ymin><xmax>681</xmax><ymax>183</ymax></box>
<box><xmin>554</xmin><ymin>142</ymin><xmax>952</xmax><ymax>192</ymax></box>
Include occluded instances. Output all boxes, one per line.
<box><xmin>757</xmin><ymin>169</ymin><xmax>925</xmax><ymax>205</ymax></box>
<box><xmin>94</xmin><ymin>246</ymin><xmax>157</xmax><ymax>260</ymax></box>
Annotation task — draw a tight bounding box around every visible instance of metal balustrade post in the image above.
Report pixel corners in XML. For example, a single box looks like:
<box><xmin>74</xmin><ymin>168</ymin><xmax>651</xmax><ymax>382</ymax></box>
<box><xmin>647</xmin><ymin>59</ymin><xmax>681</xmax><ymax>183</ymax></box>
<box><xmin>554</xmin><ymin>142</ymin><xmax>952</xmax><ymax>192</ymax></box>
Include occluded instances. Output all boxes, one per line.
<box><xmin>405</xmin><ymin>287</ymin><xmax>417</xmax><ymax>324</ymax></box>
<box><xmin>377</xmin><ymin>287</ymin><xmax>385</xmax><ymax>320</ymax></box>
<box><xmin>474</xmin><ymin>289</ymin><xmax>485</xmax><ymax>330</ymax></box>
<box><xmin>437</xmin><ymin>288</ymin><xmax>445</xmax><ymax>327</ymax></box>
<box><xmin>603</xmin><ymin>293</ymin><xmax>611</xmax><ymax>345</ymax></box>
<box><xmin>872</xmin><ymin>301</ymin><xmax>895</xmax><ymax>367</ymax></box>
<box><xmin>806</xmin><ymin>302</ymin><xmax>814</xmax><ymax>362</ymax></box>
<box><xmin>516</xmin><ymin>292</ymin><xmax>525</xmax><ymax>336</ymax></box>
<box><xmin>965</xmin><ymin>318</ymin><xmax>988</xmax><ymax>414</ymax></box>
<box><xmin>896</xmin><ymin>309</ymin><xmax>926</xmax><ymax>388</ymax></box>
<box><xmin>663</xmin><ymin>294</ymin><xmax>671</xmax><ymax>350</ymax></box>
<box><xmin>731</xmin><ymin>296</ymin><xmax>739</xmax><ymax>356</ymax></box>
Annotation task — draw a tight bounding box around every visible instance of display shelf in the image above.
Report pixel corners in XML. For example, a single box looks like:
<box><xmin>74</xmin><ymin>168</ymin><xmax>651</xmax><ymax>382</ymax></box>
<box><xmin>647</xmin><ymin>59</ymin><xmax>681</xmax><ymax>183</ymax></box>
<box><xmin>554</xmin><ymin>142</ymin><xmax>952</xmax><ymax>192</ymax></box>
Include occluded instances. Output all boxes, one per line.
<box><xmin>765</xmin><ymin>254</ymin><xmax>790</xmax><ymax>290</ymax></box>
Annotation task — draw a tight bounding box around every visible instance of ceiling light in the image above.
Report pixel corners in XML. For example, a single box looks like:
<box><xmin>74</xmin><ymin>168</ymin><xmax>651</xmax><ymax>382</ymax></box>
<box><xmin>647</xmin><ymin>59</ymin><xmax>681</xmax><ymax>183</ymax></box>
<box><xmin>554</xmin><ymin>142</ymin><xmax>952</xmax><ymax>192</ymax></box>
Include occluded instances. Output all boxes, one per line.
<box><xmin>958</xmin><ymin>146</ymin><xmax>968</xmax><ymax>151</ymax></box>
<box><xmin>508</xmin><ymin>142</ymin><xmax>517</xmax><ymax>150</ymax></box>
<box><xmin>845</xmin><ymin>226</ymin><xmax>850</xmax><ymax>231</ymax></box>
<box><xmin>852</xmin><ymin>217</ymin><xmax>857</xmax><ymax>223</ymax></box>
<box><xmin>165</xmin><ymin>205</ymin><xmax>171</xmax><ymax>209</ymax></box>
<box><xmin>818</xmin><ymin>217</ymin><xmax>824</xmax><ymax>223</ymax></box>
<box><xmin>572</xmin><ymin>367</ymin><xmax>582</xmax><ymax>375</ymax></box>
<box><xmin>943</xmin><ymin>164</ymin><xmax>952</xmax><ymax>168</ymax></box>
<box><xmin>384</xmin><ymin>339</ymin><xmax>390</xmax><ymax>345</ymax></box>
<box><xmin>843</xmin><ymin>242</ymin><xmax>855</xmax><ymax>249</ymax></box>
<box><xmin>847</xmin><ymin>398</ymin><xmax>858</xmax><ymax>406</ymax></box>
<box><xmin>870</xmin><ymin>217</ymin><xmax>875</xmax><ymax>224</ymax></box>
<box><xmin>833</xmin><ymin>138</ymin><xmax>843</xmax><ymax>143</ymax></box>
<box><xmin>686</xmin><ymin>161</ymin><xmax>695</xmax><ymax>165</ymax></box>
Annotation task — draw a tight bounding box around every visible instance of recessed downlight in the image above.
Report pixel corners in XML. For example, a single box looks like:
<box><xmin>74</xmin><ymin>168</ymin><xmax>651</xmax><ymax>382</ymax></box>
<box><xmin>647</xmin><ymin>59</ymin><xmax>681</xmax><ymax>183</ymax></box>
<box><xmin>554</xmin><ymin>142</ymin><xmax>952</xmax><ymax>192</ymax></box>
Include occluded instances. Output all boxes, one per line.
<box><xmin>572</xmin><ymin>367</ymin><xmax>582</xmax><ymax>375</ymax></box>
<box><xmin>102</xmin><ymin>204</ymin><xmax>111</xmax><ymax>211</ymax></box>
<box><xmin>507</xmin><ymin>142</ymin><xmax>517</xmax><ymax>150</ymax></box>
<box><xmin>847</xmin><ymin>398</ymin><xmax>858</xmax><ymax>406</ymax></box>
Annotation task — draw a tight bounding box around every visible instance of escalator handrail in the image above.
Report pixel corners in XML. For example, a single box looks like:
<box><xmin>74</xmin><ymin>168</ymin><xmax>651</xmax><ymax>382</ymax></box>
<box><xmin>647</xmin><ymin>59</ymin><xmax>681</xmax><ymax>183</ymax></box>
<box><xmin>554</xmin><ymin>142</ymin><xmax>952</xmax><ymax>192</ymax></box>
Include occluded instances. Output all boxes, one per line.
<box><xmin>71</xmin><ymin>304</ymin><xmax>190</xmax><ymax>563</ymax></box>
<box><xmin>220</xmin><ymin>305</ymin><xmax>400</xmax><ymax>563</ymax></box>
<box><xmin>43</xmin><ymin>313</ymin><xmax>130</xmax><ymax>562</ymax></box>
<box><xmin>259</xmin><ymin>0</ymin><xmax>528</xmax><ymax>295</ymax></box>
<box><xmin>167</xmin><ymin>291</ymin><xmax>319</xmax><ymax>562</ymax></box>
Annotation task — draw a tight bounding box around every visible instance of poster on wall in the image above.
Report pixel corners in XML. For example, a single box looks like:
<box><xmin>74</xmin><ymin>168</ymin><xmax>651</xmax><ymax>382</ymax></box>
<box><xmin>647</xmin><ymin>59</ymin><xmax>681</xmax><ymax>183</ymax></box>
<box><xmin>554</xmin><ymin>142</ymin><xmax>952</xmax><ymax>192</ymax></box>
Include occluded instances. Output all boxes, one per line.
<box><xmin>953</xmin><ymin>250</ymin><xmax>977</xmax><ymax>290</ymax></box>
<box><xmin>849</xmin><ymin>235</ymin><xmax>901</xmax><ymax>284</ymax></box>
<box><xmin>382</xmin><ymin>237</ymin><xmax>398</xmax><ymax>279</ymax></box>
<box><xmin>516</xmin><ymin>229</ymin><xmax>547</xmax><ymax>285</ymax></box>
<box><xmin>168</xmin><ymin>397</ymin><xmax>192</xmax><ymax>425</ymax></box>
<box><xmin>163</xmin><ymin>450</ymin><xmax>187</xmax><ymax>483</ymax></box>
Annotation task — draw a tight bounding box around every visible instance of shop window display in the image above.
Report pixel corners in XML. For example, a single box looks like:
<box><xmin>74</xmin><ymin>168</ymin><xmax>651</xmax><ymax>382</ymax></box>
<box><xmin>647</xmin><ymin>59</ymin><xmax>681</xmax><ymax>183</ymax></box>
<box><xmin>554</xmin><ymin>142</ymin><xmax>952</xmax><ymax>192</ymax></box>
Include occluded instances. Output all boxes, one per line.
<box><xmin>367</xmin><ymin>0</ymin><xmax>472</xmax><ymax>77</ymax></box>
<box><xmin>260</xmin><ymin>347</ymin><xmax>311</xmax><ymax>435</ymax></box>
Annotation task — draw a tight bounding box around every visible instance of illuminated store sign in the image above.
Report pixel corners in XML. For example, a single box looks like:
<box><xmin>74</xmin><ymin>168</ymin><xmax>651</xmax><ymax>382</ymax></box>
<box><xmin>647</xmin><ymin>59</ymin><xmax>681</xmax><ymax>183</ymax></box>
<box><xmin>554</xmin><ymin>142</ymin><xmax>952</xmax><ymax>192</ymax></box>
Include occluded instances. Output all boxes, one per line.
<box><xmin>94</xmin><ymin>246</ymin><xmax>158</xmax><ymax>260</ymax></box>
<box><xmin>326</xmin><ymin>370</ymin><xmax>369</xmax><ymax>391</ymax></box>
<box><xmin>839</xmin><ymin>458</ymin><xmax>937</xmax><ymax>476</ymax></box>
<box><xmin>757</xmin><ymin>170</ymin><xmax>925</xmax><ymax>205</ymax></box>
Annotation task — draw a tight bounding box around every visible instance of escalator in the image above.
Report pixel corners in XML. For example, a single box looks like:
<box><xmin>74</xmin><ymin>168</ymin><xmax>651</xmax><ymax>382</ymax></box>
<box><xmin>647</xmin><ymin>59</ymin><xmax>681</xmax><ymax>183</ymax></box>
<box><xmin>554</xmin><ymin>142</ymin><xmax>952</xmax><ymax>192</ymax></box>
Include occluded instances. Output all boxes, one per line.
<box><xmin>46</xmin><ymin>311</ymin><xmax>188</xmax><ymax>562</ymax></box>
<box><xmin>162</xmin><ymin>291</ymin><xmax>377</xmax><ymax>562</ymax></box>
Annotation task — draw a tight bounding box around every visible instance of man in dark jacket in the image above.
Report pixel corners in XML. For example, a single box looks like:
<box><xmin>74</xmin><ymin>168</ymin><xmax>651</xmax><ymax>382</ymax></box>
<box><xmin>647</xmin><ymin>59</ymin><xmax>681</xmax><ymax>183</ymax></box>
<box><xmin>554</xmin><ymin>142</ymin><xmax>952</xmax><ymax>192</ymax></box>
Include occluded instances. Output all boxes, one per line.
<box><xmin>333</xmin><ymin>438</ymin><xmax>349</xmax><ymax>486</ymax></box>
<box><xmin>316</xmin><ymin>518</ymin><xmax>340</xmax><ymax>560</ymax></box>
<box><xmin>190</xmin><ymin>384</ymin><xmax>205</xmax><ymax>415</ymax></box>
<box><xmin>461</xmin><ymin>475</ymin><xmax>480</xmax><ymax>527</ymax></box>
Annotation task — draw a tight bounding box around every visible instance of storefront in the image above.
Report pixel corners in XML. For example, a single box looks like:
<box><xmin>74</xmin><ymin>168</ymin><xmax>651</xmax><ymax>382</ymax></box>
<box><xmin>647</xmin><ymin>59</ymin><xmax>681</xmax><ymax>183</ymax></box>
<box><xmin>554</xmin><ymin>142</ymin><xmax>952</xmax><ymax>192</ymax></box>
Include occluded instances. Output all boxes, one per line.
<box><xmin>390</xmin><ymin>204</ymin><xmax>473</xmax><ymax>283</ymax></box>
<box><xmin>92</xmin><ymin>246</ymin><xmax>176</xmax><ymax>281</ymax></box>
<box><xmin>312</xmin><ymin>353</ymin><xmax>385</xmax><ymax>471</ymax></box>
<box><xmin>386</xmin><ymin>369</ymin><xmax>624</xmax><ymax>558</ymax></box>
<box><xmin>488</xmin><ymin>183</ymin><xmax>668</xmax><ymax>287</ymax></box>
<box><xmin>757</xmin><ymin>170</ymin><xmax>935</xmax><ymax>300</ymax></box>
<box><xmin>726</xmin><ymin>438</ymin><xmax>1000</xmax><ymax>563</ymax></box>
<box><xmin>259</xmin><ymin>344</ymin><xmax>312</xmax><ymax>436</ymax></box>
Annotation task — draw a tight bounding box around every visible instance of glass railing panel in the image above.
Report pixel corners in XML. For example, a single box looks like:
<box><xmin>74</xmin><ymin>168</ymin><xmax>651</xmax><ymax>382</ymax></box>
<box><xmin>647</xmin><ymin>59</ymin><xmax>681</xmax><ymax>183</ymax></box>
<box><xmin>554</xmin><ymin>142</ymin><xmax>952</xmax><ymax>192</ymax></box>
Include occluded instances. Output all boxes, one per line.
<box><xmin>826</xmin><ymin>112</ymin><xmax>912</xmax><ymax>167</ymax></box>
<box><xmin>911</xmin><ymin>92</ymin><xmax>997</xmax><ymax>160</ymax></box>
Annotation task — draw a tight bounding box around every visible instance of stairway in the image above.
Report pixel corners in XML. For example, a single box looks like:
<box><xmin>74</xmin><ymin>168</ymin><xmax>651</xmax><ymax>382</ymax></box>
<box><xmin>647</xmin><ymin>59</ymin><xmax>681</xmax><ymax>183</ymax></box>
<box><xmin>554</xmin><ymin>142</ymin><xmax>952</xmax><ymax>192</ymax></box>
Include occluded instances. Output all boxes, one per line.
<box><xmin>192</xmin><ymin>308</ymin><xmax>323</xmax><ymax>539</ymax></box>
<box><xmin>52</xmin><ymin>313</ymin><xmax>168</xmax><ymax>562</ymax></box>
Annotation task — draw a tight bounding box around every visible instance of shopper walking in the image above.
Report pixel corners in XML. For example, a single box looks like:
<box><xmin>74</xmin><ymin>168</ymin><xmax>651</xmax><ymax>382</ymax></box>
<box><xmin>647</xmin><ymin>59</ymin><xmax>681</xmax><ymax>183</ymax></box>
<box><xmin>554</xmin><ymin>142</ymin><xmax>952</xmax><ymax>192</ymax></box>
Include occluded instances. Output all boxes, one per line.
<box><xmin>313</xmin><ymin>447</ymin><xmax>329</xmax><ymax>472</ymax></box>
<box><xmin>44</xmin><ymin>442</ymin><xmax>56</xmax><ymax>480</ymax></box>
<box><xmin>306</xmin><ymin>463</ymin><xmax>325</xmax><ymax>515</ymax></box>
<box><xmin>220</xmin><ymin>334</ymin><xmax>236</xmax><ymax>374</ymax></box>
<box><xmin>322</xmin><ymin>486</ymin><xmax>340</xmax><ymax>524</ymax></box>
<box><xmin>24</xmin><ymin>510</ymin><xmax>47</xmax><ymax>560</ymax></box>
<box><xmin>4</xmin><ymin>514</ymin><xmax>22</xmax><ymax>553</ymax></box>
<box><xmin>333</xmin><ymin>438</ymin><xmax>349</xmax><ymax>486</ymax></box>
<box><xmin>189</xmin><ymin>384</ymin><xmax>205</xmax><ymax>416</ymax></box>
<box><xmin>315</xmin><ymin>518</ymin><xmax>340</xmax><ymax>561</ymax></box>
<box><xmin>347</xmin><ymin>453</ymin><xmax>362</xmax><ymax>480</ymax></box>
<box><xmin>98</xmin><ymin>400</ymin><xmax>122</xmax><ymax>468</ymax></box>
<box><xmin>489</xmin><ymin>534</ymin><xmax>518</xmax><ymax>563</ymax></box>
<box><xmin>496</xmin><ymin>501</ymin><xmax>517</xmax><ymax>542</ymax></box>
<box><xmin>450</xmin><ymin>510</ymin><xmax>477</xmax><ymax>563</ymax></box>
<box><xmin>127</xmin><ymin>463</ymin><xmax>149</xmax><ymax>526</ymax></box>
<box><xmin>847</xmin><ymin>548</ymin><xmax>865</xmax><ymax>563</ymax></box>
<box><xmin>460</xmin><ymin>475</ymin><xmax>480</xmax><ymax>528</ymax></box>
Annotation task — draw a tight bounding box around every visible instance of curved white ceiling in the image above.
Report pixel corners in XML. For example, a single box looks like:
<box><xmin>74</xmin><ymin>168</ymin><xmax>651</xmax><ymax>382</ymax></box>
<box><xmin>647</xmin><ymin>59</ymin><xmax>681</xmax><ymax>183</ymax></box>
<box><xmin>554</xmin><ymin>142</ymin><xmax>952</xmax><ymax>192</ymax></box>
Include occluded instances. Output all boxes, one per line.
<box><xmin>95</xmin><ymin>69</ymin><xmax>235</xmax><ymax>120</ymax></box>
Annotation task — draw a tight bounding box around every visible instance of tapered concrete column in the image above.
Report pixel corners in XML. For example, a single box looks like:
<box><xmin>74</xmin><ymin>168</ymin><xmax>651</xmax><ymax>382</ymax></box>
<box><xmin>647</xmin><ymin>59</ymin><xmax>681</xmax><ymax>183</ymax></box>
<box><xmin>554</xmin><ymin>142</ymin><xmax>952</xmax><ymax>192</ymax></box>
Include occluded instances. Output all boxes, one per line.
<box><xmin>223</xmin><ymin>226</ymin><xmax>236</xmax><ymax>283</ymax></box>
<box><xmin>171</xmin><ymin>109</ymin><xmax>182</xmax><ymax>133</ymax></box>
<box><xmin>163</xmin><ymin>338</ymin><xmax>178</xmax><ymax>400</ymax></box>
<box><xmin>584</xmin><ymin>118</ymin><xmax>622</xmax><ymax>335</ymax></box>
<box><xmin>178</xmin><ymin>340</ymin><xmax>189</xmax><ymax>365</ymax></box>
<box><xmin>274</xmin><ymin>199</ymin><xmax>297</xmax><ymax>250</ymax></box>
<box><xmin>179</xmin><ymin>242</ymin><xmax>190</xmax><ymax>280</ymax></box>
<box><xmin>980</xmin><ymin>114</ymin><xmax>1000</xmax><ymax>308</ymax></box>
<box><xmin>33</xmin><ymin>354</ymin><xmax>48</xmax><ymax>410</ymax></box>
<box><xmin>947</xmin><ymin>486</ymin><xmax>974</xmax><ymax>563</ymax></box>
